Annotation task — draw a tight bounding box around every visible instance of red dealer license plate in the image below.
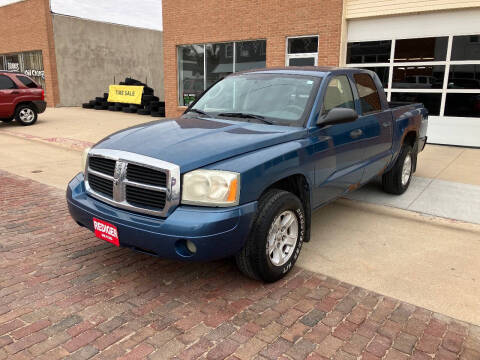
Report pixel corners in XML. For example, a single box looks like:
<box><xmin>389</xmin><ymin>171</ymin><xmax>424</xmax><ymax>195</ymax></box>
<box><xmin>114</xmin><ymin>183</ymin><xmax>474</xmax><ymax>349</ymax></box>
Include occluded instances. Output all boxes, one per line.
<box><xmin>93</xmin><ymin>218</ymin><xmax>119</xmax><ymax>246</ymax></box>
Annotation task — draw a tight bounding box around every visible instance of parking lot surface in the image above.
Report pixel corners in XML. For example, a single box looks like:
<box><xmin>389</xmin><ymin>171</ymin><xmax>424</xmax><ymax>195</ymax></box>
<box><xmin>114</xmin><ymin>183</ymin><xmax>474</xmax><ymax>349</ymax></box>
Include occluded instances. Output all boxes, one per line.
<box><xmin>1</xmin><ymin>170</ymin><xmax>480</xmax><ymax>359</ymax></box>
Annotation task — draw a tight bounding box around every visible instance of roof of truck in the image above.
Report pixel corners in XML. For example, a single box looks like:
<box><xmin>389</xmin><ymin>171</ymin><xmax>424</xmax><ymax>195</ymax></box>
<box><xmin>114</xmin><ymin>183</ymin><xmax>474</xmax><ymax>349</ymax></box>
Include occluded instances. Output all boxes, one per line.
<box><xmin>236</xmin><ymin>66</ymin><xmax>371</xmax><ymax>78</ymax></box>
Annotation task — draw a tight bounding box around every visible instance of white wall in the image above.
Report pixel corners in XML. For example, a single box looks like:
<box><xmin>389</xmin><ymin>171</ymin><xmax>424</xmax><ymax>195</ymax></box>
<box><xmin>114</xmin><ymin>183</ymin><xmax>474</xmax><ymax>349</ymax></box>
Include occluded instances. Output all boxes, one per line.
<box><xmin>348</xmin><ymin>8</ymin><xmax>480</xmax><ymax>42</ymax></box>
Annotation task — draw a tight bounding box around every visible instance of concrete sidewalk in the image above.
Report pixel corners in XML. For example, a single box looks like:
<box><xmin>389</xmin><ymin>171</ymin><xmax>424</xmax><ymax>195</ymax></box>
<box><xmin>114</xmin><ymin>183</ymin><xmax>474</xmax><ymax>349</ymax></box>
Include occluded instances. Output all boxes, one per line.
<box><xmin>345</xmin><ymin>145</ymin><xmax>480</xmax><ymax>224</ymax></box>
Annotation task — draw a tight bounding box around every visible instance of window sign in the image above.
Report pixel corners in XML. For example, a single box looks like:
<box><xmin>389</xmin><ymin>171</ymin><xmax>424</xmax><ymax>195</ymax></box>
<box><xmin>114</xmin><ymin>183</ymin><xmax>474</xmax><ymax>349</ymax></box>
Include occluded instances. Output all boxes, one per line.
<box><xmin>0</xmin><ymin>50</ymin><xmax>45</xmax><ymax>89</ymax></box>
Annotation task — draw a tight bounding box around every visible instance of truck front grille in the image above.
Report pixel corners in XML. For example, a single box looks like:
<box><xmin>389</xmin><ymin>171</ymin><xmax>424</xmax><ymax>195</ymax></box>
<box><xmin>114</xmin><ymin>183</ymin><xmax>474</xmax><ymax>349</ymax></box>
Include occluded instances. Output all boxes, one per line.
<box><xmin>126</xmin><ymin>164</ymin><xmax>167</xmax><ymax>187</ymax></box>
<box><xmin>126</xmin><ymin>185</ymin><xmax>166</xmax><ymax>210</ymax></box>
<box><xmin>88</xmin><ymin>157</ymin><xmax>116</xmax><ymax>176</ymax></box>
<box><xmin>85</xmin><ymin>150</ymin><xmax>180</xmax><ymax>217</ymax></box>
<box><xmin>88</xmin><ymin>173</ymin><xmax>113</xmax><ymax>198</ymax></box>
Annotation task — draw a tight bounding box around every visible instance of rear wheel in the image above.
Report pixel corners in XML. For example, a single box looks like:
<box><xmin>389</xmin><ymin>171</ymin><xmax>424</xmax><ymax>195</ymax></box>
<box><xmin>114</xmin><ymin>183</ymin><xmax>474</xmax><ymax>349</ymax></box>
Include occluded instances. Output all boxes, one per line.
<box><xmin>15</xmin><ymin>105</ymin><xmax>37</xmax><ymax>126</ymax></box>
<box><xmin>382</xmin><ymin>143</ymin><xmax>414</xmax><ymax>194</ymax></box>
<box><xmin>235</xmin><ymin>189</ymin><xmax>306</xmax><ymax>282</ymax></box>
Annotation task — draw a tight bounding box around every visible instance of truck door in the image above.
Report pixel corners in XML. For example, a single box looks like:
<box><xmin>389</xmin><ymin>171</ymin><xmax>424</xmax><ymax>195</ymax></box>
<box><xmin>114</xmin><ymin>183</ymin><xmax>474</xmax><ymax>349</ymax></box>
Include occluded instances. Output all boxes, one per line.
<box><xmin>351</xmin><ymin>73</ymin><xmax>393</xmax><ymax>181</ymax></box>
<box><xmin>311</xmin><ymin>75</ymin><xmax>370</xmax><ymax>205</ymax></box>
<box><xmin>0</xmin><ymin>75</ymin><xmax>19</xmax><ymax>117</ymax></box>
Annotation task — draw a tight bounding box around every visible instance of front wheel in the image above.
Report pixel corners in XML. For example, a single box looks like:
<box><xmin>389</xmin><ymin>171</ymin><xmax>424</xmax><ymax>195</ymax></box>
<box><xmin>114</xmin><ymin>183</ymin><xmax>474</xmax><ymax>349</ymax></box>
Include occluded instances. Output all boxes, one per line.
<box><xmin>15</xmin><ymin>105</ymin><xmax>38</xmax><ymax>126</ymax></box>
<box><xmin>382</xmin><ymin>143</ymin><xmax>414</xmax><ymax>194</ymax></box>
<box><xmin>235</xmin><ymin>189</ymin><xmax>306</xmax><ymax>282</ymax></box>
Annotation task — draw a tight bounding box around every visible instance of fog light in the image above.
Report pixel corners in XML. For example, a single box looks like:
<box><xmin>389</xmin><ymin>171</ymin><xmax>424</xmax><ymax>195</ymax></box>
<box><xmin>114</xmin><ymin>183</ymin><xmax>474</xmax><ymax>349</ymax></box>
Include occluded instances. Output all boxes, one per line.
<box><xmin>186</xmin><ymin>240</ymin><xmax>197</xmax><ymax>254</ymax></box>
<box><xmin>174</xmin><ymin>239</ymin><xmax>197</xmax><ymax>257</ymax></box>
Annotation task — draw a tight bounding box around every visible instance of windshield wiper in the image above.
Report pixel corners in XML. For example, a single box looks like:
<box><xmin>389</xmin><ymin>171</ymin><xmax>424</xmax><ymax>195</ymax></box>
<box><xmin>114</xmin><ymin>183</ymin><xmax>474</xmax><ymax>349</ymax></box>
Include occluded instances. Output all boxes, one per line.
<box><xmin>217</xmin><ymin>112</ymin><xmax>274</xmax><ymax>125</ymax></box>
<box><xmin>185</xmin><ymin>108</ymin><xmax>210</xmax><ymax>117</ymax></box>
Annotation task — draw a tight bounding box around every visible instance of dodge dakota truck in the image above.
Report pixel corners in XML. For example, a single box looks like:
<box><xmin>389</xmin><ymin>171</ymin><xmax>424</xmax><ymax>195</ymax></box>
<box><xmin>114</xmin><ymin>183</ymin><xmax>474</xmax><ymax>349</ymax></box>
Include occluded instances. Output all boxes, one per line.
<box><xmin>67</xmin><ymin>67</ymin><xmax>428</xmax><ymax>282</ymax></box>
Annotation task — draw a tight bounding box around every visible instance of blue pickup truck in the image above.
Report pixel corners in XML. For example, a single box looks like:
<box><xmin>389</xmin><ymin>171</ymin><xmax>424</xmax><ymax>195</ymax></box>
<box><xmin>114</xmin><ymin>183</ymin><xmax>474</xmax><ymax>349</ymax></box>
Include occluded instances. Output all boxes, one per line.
<box><xmin>67</xmin><ymin>67</ymin><xmax>428</xmax><ymax>282</ymax></box>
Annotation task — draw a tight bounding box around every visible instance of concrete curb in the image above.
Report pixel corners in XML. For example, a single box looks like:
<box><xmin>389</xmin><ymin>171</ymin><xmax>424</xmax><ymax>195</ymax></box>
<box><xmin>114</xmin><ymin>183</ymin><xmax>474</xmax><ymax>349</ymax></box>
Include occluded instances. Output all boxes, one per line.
<box><xmin>338</xmin><ymin>198</ymin><xmax>480</xmax><ymax>234</ymax></box>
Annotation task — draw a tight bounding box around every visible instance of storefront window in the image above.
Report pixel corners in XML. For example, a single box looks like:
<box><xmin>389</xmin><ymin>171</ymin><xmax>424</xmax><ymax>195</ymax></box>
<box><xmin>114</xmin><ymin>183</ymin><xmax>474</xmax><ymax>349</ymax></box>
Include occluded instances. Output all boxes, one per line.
<box><xmin>178</xmin><ymin>45</ymin><xmax>205</xmax><ymax>106</ymax></box>
<box><xmin>206</xmin><ymin>42</ymin><xmax>233</xmax><ymax>88</ymax></box>
<box><xmin>235</xmin><ymin>40</ymin><xmax>266</xmax><ymax>72</ymax></box>
<box><xmin>451</xmin><ymin>35</ymin><xmax>480</xmax><ymax>61</ymax></box>
<box><xmin>448</xmin><ymin>65</ymin><xmax>480</xmax><ymax>89</ymax></box>
<box><xmin>444</xmin><ymin>94</ymin><xmax>480</xmax><ymax>118</ymax></box>
<box><xmin>390</xmin><ymin>93</ymin><xmax>442</xmax><ymax>116</ymax></box>
<box><xmin>178</xmin><ymin>40</ymin><xmax>266</xmax><ymax>106</ymax></box>
<box><xmin>0</xmin><ymin>51</ymin><xmax>45</xmax><ymax>89</ymax></box>
<box><xmin>394</xmin><ymin>37</ymin><xmax>448</xmax><ymax>62</ymax></box>
<box><xmin>392</xmin><ymin>65</ymin><xmax>444</xmax><ymax>89</ymax></box>
<box><xmin>347</xmin><ymin>41</ymin><xmax>391</xmax><ymax>64</ymax></box>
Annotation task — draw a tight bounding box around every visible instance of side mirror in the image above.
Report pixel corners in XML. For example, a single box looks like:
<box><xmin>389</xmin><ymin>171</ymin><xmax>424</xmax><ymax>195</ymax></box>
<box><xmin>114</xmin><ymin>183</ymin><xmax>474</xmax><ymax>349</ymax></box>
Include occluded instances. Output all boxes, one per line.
<box><xmin>317</xmin><ymin>108</ymin><xmax>358</xmax><ymax>127</ymax></box>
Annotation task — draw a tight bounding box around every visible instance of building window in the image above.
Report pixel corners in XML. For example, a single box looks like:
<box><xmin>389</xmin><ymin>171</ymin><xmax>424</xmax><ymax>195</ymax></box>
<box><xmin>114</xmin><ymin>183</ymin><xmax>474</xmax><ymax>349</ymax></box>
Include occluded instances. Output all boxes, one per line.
<box><xmin>0</xmin><ymin>50</ymin><xmax>45</xmax><ymax>90</ymax></box>
<box><xmin>347</xmin><ymin>40</ymin><xmax>391</xmax><ymax>64</ymax></box>
<box><xmin>346</xmin><ymin>35</ymin><xmax>480</xmax><ymax>119</ymax></box>
<box><xmin>286</xmin><ymin>36</ymin><xmax>318</xmax><ymax>66</ymax></box>
<box><xmin>177</xmin><ymin>40</ymin><xmax>266</xmax><ymax>106</ymax></box>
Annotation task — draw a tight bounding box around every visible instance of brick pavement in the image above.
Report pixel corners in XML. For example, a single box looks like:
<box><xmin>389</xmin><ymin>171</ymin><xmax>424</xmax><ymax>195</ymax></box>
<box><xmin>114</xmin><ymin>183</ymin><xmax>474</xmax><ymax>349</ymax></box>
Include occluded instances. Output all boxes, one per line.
<box><xmin>1</xmin><ymin>170</ymin><xmax>479</xmax><ymax>360</ymax></box>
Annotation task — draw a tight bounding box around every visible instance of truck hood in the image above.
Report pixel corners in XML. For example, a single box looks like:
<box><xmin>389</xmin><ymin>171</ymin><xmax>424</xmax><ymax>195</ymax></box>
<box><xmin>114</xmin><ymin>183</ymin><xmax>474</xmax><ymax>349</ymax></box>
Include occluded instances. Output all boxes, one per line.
<box><xmin>94</xmin><ymin>116</ymin><xmax>306</xmax><ymax>172</ymax></box>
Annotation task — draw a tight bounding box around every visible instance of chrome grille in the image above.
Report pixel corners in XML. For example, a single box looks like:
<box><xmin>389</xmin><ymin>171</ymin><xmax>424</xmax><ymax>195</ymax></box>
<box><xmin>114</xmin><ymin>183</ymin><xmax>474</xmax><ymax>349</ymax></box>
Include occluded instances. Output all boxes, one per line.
<box><xmin>85</xmin><ymin>149</ymin><xmax>180</xmax><ymax>217</ymax></box>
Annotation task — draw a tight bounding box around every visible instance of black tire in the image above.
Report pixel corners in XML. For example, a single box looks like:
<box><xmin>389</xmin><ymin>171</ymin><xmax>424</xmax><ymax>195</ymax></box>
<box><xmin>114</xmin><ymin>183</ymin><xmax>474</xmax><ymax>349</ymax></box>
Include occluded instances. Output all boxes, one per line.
<box><xmin>94</xmin><ymin>105</ymin><xmax>108</xmax><ymax>110</ymax></box>
<box><xmin>89</xmin><ymin>100</ymin><xmax>97</xmax><ymax>106</ymax></box>
<box><xmin>382</xmin><ymin>143</ymin><xmax>414</xmax><ymax>195</ymax></box>
<box><xmin>15</xmin><ymin>104</ymin><xmax>38</xmax><ymax>126</ymax></box>
<box><xmin>235</xmin><ymin>189</ymin><xmax>306</xmax><ymax>282</ymax></box>
<box><xmin>137</xmin><ymin>109</ymin><xmax>151</xmax><ymax>115</ymax></box>
<box><xmin>123</xmin><ymin>107</ymin><xmax>137</xmax><ymax>113</ymax></box>
<box><xmin>150</xmin><ymin>111</ymin><xmax>163</xmax><ymax>117</ymax></box>
<box><xmin>82</xmin><ymin>103</ymin><xmax>94</xmax><ymax>109</ymax></box>
<box><xmin>95</xmin><ymin>97</ymin><xmax>105</xmax><ymax>102</ymax></box>
<box><xmin>143</xmin><ymin>87</ymin><xmax>154</xmax><ymax>96</ymax></box>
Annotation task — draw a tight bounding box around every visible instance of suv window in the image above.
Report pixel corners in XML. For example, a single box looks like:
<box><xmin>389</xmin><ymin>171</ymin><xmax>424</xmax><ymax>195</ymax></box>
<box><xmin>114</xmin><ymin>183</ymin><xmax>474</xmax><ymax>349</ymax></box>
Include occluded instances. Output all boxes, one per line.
<box><xmin>0</xmin><ymin>75</ymin><xmax>17</xmax><ymax>90</ymax></box>
<box><xmin>353</xmin><ymin>73</ymin><xmax>382</xmax><ymax>114</ymax></box>
<box><xmin>17</xmin><ymin>75</ymin><xmax>38</xmax><ymax>88</ymax></box>
<box><xmin>323</xmin><ymin>75</ymin><xmax>355</xmax><ymax>114</ymax></box>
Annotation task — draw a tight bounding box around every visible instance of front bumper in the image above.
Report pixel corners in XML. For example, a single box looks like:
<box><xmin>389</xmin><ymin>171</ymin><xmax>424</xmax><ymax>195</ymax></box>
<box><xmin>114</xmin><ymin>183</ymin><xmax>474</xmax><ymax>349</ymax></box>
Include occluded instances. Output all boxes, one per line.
<box><xmin>33</xmin><ymin>100</ymin><xmax>47</xmax><ymax>114</ymax></box>
<box><xmin>66</xmin><ymin>173</ymin><xmax>257</xmax><ymax>261</ymax></box>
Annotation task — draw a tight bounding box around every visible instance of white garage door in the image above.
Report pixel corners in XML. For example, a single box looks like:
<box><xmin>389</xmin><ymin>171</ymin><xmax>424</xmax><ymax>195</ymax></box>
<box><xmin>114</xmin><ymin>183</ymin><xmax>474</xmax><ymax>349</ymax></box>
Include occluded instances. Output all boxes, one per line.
<box><xmin>346</xmin><ymin>9</ymin><xmax>480</xmax><ymax>147</ymax></box>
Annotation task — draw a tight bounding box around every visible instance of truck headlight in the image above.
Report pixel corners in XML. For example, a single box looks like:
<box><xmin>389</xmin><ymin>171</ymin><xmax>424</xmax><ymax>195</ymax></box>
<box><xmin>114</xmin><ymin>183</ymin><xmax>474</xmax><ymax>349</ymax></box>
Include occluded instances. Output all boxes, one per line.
<box><xmin>182</xmin><ymin>170</ymin><xmax>240</xmax><ymax>207</ymax></box>
<box><xmin>81</xmin><ymin>147</ymin><xmax>91</xmax><ymax>173</ymax></box>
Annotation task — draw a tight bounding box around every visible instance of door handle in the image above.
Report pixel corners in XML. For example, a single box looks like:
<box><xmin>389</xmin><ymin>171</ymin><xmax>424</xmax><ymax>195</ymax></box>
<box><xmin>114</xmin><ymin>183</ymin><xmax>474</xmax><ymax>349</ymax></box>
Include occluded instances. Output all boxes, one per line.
<box><xmin>350</xmin><ymin>129</ymin><xmax>363</xmax><ymax>139</ymax></box>
<box><xmin>382</xmin><ymin>122</ymin><xmax>391</xmax><ymax>128</ymax></box>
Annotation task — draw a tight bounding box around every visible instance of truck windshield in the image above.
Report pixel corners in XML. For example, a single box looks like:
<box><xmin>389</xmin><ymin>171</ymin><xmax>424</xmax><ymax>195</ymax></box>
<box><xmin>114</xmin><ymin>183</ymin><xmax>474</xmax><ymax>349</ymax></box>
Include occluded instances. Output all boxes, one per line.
<box><xmin>190</xmin><ymin>73</ymin><xmax>320</xmax><ymax>125</ymax></box>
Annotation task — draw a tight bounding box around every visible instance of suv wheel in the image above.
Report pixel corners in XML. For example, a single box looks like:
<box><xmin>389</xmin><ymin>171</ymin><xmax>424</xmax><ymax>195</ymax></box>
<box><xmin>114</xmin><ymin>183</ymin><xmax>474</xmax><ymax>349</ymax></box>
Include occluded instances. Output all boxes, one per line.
<box><xmin>15</xmin><ymin>105</ymin><xmax>38</xmax><ymax>126</ymax></box>
<box><xmin>235</xmin><ymin>189</ymin><xmax>305</xmax><ymax>282</ymax></box>
<box><xmin>382</xmin><ymin>143</ymin><xmax>414</xmax><ymax>194</ymax></box>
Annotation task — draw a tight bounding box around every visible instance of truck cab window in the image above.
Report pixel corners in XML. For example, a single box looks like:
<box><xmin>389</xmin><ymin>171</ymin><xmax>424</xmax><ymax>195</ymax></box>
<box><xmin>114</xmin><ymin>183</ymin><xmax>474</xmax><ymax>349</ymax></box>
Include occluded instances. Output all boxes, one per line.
<box><xmin>353</xmin><ymin>73</ymin><xmax>382</xmax><ymax>114</ymax></box>
<box><xmin>0</xmin><ymin>75</ymin><xmax>16</xmax><ymax>89</ymax></box>
<box><xmin>322</xmin><ymin>75</ymin><xmax>355</xmax><ymax>114</ymax></box>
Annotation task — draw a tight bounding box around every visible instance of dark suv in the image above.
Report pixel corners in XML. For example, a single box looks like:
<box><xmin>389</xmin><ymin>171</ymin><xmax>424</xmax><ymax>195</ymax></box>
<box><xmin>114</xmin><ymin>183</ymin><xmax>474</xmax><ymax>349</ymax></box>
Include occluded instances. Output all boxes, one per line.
<box><xmin>0</xmin><ymin>71</ymin><xmax>46</xmax><ymax>126</ymax></box>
